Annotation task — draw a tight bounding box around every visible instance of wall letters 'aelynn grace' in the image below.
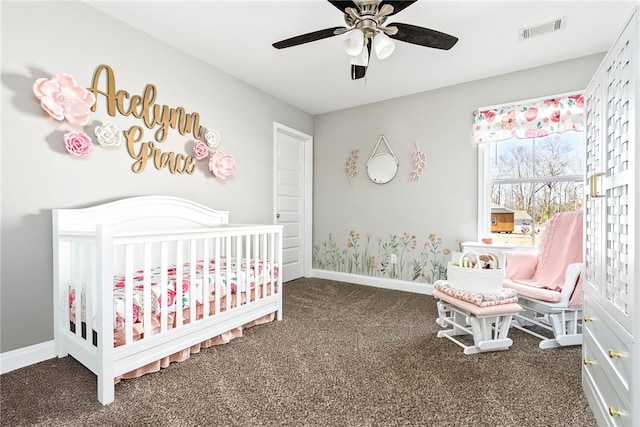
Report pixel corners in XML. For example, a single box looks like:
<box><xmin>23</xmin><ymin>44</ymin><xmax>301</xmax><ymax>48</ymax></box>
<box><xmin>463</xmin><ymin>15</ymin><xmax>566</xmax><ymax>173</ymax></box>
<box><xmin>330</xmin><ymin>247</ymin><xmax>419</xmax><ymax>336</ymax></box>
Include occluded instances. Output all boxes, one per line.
<box><xmin>88</xmin><ymin>64</ymin><xmax>206</xmax><ymax>174</ymax></box>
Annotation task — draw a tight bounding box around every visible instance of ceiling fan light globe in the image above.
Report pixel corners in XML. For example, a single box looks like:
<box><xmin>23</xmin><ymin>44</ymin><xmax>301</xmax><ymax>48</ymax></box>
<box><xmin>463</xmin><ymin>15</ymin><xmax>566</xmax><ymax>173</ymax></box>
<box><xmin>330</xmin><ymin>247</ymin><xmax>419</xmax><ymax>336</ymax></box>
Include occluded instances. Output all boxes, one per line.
<box><xmin>343</xmin><ymin>29</ymin><xmax>365</xmax><ymax>56</ymax></box>
<box><xmin>374</xmin><ymin>34</ymin><xmax>396</xmax><ymax>59</ymax></box>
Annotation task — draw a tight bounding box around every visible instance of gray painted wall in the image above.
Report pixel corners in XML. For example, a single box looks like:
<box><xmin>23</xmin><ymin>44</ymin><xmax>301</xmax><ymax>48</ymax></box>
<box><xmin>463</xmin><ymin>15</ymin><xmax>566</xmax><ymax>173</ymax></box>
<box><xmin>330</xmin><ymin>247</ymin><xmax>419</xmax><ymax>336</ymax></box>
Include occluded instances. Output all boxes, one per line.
<box><xmin>312</xmin><ymin>53</ymin><xmax>604</xmax><ymax>282</ymax></box>
<box><xmin>0</xmin><ymin>1</ymin><xmax>313</xmax><ymax>352</ymax></box>
<box><xmin>1</xmin><ymin>0</ymin><xmax>606</xmax><ymax>354</ymax></box>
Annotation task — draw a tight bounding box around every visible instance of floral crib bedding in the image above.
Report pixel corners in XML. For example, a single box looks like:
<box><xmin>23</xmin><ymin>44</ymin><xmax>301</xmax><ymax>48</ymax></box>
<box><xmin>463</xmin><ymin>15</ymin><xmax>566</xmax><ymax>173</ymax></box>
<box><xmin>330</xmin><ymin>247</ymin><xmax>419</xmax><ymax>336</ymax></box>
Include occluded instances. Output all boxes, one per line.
<box><xmin>68</xmin><ymin>257</ymin><xmax>279</xmax><ymax>344</ymax></box>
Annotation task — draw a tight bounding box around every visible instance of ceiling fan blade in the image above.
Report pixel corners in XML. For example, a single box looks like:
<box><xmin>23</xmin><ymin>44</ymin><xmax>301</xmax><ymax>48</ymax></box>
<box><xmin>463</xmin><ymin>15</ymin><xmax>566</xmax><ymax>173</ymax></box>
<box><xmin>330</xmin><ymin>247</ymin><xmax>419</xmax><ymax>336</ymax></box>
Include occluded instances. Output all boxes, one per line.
<box><xmin>327</xmin><ymin>0</ymin><xmax>358</xmax><ymax>13</ymax></box>
<box><xmin>379</xmin><ymin>1</ymin><xmax>417</xmax><ymax>15</ymax></box>
<box><xmin>351</xmin><ymin>63</ymin><xmax>367</xmax><ymax>80</ymax></box>
<box><xmin>387</xmin><ymin>22</ymin><xmax>458</xmax><ymax>50</ymax></box>
<box><xmin>273</xmin><ymin>27</ymin><xmax>346</xmax><ymax>49</ymax></box>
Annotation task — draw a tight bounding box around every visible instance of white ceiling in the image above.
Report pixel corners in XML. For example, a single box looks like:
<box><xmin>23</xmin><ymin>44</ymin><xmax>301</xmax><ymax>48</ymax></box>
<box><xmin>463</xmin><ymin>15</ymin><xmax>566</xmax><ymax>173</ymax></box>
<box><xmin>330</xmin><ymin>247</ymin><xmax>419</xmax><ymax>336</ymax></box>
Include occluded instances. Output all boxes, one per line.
<box><xmin>84</xmin><ymin>0</ymin><xmax>639</xmax><ymax>115</ymax></box>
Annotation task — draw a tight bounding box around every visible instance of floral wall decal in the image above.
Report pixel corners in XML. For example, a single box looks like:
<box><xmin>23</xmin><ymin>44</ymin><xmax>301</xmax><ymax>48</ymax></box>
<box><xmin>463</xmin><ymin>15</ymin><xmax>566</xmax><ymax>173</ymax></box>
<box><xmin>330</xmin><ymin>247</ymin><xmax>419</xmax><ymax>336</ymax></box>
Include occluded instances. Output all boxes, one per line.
<box><xmin>33</xmin><ymin>74</ymin><xmax>96</xmax><ymax>126</ymax></box>
<box><xmin>345</xmin><ymin>149</ymin><xmax>359</xmax><ymax>185</ymax></box>
<box><xmin>63</xmin><ymin>130</ymin><xmax>92</xmax><ymax>157</ymax></box>
<box><xmin>314</xmin><ymin>230</ymin><xmax>451</xmax><ymax>283</ymax></box>
<box><xmin>408</xmin><ymin>141</ymin><xmax>426</xmax><ymax>183</ymax></box>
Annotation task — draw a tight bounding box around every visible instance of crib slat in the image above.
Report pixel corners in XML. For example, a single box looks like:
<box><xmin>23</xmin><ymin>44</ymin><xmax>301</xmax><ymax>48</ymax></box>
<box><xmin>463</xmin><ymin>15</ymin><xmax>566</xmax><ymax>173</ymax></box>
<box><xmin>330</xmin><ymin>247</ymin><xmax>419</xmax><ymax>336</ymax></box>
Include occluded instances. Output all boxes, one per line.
<box><xmin>235</xmin><ymin>235</ymin><xmax>242</xmax><ymax>305</ymax></box>
<box><xmin>189</xmin><ymin>239</ymin><xmax>197</xmax><ymax>324</ymax></box>
<box><xmin>70</xmin><ymin>243</ymin><xmax>81</xmax><ymax>340</ymax></box>
<box><xmin>245</xmin><ymin>234</ymin><xmax>252</xmax><ymax>303</ymax></box>
<box><xmin>214</xmin><ymin>237</ymin><xmax>221</xmax><ymax>315</ymax></box>
<box><xmin>143</xmin><ymin>243</ymin><xmax>152</xmax><ymax>340</ymax></box>
<box><xmin>225</xmin><ymin>236</ymin><xmax>231</xmax><ymax>312</ymax></box>
<box><xmin>86</xmin><ymin>243</ymin><xmax>96</xmax><ymax>345</ymax></box>
<box><xmin>160</xmin><ymin>241</ymin><xmax>169</xmax><ymax>333</ymax></box>
<box><xmin>264</xmin><ymin>234</ymin><xmax>268</xmax><ymax>300</ymax></box>
<box><xmin>249</xmin><ymin>233</ymin><xmax>256</xmax><ymax>302</ymax></box>
<box><xmin>256</xmin><ymin>233</ymin><xmax>262</xmax><ymax>301</ymax></box>
<box><xmin>202</xmin><ymin>238</ymin><xmax>210</xmax><ymax>319</ymax></box>
<box><xmin>175</xmin><ymin>241</ymin><xmax>184</xmax><ymax>327</ymax></box>
<box><xmin>262</xmin><ymin>233</ymin><xmax>268</xmax><ymax>301</ymax></box>
<box><xmin>256</xmin><ymin>233</ymin><xmax>269</xmax><ymax>296</ymax></box>
<box><xmin>124</xmin><ymin>244</ymin><xmax>134</xmax><ymax>345</ymax></box>
<box><xmin>269</xmin><ymin>231</ymin><xmax>275</xmax><ymax>297</ymax></box>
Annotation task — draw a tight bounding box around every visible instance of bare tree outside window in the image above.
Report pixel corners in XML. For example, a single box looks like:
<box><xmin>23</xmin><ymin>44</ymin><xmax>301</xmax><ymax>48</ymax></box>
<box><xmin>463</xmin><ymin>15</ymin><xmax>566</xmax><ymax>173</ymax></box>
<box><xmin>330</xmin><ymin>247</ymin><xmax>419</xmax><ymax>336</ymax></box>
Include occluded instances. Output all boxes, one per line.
<box><xmin>488</xmin><ymin>131</ymin><xmax>584</xmax><ymax>247</ymax></box>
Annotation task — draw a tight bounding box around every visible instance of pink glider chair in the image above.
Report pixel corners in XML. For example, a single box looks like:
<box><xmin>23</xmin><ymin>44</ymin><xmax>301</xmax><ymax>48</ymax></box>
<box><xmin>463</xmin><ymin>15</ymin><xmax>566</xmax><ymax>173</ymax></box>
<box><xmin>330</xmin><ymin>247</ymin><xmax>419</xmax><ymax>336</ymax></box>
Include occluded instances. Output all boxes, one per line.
<box><xmin>502</xmin><ymin>211</ymin><xmax>584</xmax><ymax>349</ymax></box>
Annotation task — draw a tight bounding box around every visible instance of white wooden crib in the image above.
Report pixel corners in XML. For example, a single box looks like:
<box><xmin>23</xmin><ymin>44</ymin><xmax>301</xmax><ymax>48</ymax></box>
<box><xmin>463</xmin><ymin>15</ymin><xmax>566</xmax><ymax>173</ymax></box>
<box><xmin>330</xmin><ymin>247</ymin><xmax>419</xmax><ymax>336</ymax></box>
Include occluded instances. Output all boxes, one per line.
<box><xmin>52</xmin><ymin>196</ymin><xmax>283</xmax><ymax>405</ymax></box>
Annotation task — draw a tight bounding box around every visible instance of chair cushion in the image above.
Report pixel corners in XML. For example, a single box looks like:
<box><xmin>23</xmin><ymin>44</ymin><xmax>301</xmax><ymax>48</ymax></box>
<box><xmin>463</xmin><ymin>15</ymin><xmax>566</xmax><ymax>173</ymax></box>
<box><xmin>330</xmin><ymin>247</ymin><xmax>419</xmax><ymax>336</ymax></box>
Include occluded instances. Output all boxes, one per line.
<box><xmin>434</xmin><ymin>290</ymin><xmax>523</xmax><ymax>316</ymax></box>
<box><xmin>503</xmin><ymin>279</ymin><xmax>562</xmax><ymax>302</ymax></box>
<box><xmin>504</xmin><ymin>252</ymin><xmax>538</xmax><ymax>280</ymax></box>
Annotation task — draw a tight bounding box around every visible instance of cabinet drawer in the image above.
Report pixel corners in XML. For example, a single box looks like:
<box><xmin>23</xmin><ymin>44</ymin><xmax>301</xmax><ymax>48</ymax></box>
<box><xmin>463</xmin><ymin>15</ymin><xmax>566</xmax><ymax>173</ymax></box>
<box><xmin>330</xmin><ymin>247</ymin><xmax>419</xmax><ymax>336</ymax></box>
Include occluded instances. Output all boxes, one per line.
<box><xmin>583</xmin><ymin>332</ymin><xmax>632</xmax><ymax>427</ymax></box>
<box><xmin>583</xmin><ymin>295</ymin><xmax>632</xmax><ymax>393</ymax></box>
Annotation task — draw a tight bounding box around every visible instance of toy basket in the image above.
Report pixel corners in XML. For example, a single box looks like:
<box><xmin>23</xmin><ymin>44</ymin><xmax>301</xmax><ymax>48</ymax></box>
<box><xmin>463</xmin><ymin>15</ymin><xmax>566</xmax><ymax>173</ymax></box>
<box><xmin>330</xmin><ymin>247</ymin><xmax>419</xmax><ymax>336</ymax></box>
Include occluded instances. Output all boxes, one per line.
<box><xmin>446</xmin><ymin>251</ymin><xmax>504</xmax><ymax>293</ymax></box>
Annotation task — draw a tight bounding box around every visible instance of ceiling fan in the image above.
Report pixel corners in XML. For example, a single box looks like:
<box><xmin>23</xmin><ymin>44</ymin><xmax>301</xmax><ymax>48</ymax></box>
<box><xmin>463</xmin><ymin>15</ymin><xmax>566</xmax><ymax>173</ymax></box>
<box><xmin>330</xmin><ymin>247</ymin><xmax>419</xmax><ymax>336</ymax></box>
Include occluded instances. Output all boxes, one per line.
<box><xmin>272</xmin><ymin>0</ymin><xmax>458</xmax><ymax>80</ymax></box>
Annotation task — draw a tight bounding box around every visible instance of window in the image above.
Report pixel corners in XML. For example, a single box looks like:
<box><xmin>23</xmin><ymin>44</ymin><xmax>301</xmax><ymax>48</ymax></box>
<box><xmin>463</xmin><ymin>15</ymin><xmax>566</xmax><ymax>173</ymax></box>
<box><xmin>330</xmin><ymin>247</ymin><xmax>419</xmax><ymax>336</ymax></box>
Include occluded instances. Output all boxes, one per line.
<box><xmin>473</xmin><ymin>92</ymin><xmax>585</xmax><ymax>249</ymax></box>
<box><xmin>478</xmin><ymin>131</ymin><xmax>584</xmax><ymax>248</ymax></box>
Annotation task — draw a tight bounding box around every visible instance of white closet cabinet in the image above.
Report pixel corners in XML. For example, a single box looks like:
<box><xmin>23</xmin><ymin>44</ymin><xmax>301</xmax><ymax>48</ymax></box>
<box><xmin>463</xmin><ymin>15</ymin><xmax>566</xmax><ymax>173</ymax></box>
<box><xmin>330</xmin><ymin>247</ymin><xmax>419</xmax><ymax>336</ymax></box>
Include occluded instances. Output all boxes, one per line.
<box><xmin>582</xmin><ymin>7</ymin><xmax>638</xmax><ymax>427</ymax></box>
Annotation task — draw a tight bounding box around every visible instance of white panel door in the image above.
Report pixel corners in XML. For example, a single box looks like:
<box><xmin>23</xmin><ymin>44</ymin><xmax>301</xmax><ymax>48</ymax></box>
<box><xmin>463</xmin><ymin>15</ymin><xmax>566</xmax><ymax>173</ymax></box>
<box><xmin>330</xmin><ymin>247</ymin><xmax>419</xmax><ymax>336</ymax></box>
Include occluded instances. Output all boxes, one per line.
<box><xmin>274</xmin><ymin>124</ymin><xmax>311</xmax><ymax>283</ymax></box>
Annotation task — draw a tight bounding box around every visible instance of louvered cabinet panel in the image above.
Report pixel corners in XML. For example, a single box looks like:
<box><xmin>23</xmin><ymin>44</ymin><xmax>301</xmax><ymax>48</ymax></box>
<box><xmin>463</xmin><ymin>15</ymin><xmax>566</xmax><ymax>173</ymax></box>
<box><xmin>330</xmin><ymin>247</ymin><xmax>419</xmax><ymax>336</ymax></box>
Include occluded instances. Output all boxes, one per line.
<box><xmin>583</xmin><ymin>7</ymin><xmax>638</xmax><ymax>427</ymax></box>
<box><xmin>601</xmin><ymin>22</ymin><xmax>634</xmax><ymax>330</ymax></box>
<box><xmin>584</xmin><ymin>73</ymin><xmax>604</xmax><ymax>300</ymax></box>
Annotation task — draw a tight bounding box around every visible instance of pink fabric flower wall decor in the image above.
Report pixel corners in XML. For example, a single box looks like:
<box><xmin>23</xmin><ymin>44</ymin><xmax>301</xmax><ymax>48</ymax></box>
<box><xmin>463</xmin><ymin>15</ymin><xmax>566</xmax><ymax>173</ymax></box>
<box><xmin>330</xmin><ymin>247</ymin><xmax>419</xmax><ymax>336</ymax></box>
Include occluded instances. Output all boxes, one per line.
<box><xmin>33</xmin><ymin>74</ymin><xmax>96</xmax><ymax>126</ymax></box>
<box><xmin>63</xmin><ymin>130</ymin><xmax>92</xmax><ymax>157</ymax></box>
<box><xmin>192</xmin><ymin>140</ymin><xmax>209</xmax><ymax>160</ymax></box>
<box><xmin>33</xmin><ymin>67</ymin><xmax>236</xmax><ymax>179</ymax></box>
<box><xmin>209</xmin><ymin>150</ymin><xmax>235</xmax><ymax>180</ymax></box>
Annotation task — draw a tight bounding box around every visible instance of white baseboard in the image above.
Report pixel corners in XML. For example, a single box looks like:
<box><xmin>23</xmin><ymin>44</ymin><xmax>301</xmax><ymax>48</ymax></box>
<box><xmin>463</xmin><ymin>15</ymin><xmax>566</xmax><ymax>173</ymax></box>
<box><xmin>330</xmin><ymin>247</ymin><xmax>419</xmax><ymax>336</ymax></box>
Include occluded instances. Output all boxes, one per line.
<box><xmin>311</xmin><ymin>269</ymin><xmax>435</xmax><ymax>295</ymax></box>
<box><xmin>0</xmin><ymin>340</ymin><xmax>55</xmax><ymax>375</ymax></box>
<box><xmin>1</xmin><ymin>273</ymin><xmax>433</xmax><ymax>374</ymax></box>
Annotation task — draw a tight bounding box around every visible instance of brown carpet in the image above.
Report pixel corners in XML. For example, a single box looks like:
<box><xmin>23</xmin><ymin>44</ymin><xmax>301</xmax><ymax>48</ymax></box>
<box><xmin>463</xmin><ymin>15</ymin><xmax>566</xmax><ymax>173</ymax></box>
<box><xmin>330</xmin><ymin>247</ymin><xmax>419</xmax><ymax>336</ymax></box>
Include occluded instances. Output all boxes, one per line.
<box><xmin>1</xmin><ymin>278</ymin><xmax>596</xmax><ymax>426</ymax></box>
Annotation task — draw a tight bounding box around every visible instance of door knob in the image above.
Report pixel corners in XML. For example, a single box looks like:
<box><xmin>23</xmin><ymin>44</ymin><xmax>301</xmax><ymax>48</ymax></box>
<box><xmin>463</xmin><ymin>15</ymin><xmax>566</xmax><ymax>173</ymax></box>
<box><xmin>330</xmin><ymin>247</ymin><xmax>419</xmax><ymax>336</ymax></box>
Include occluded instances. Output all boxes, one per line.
<box><xmin>276</xmin><ymin>213</ymin><xmax>280</xmax><ymax>219</ymax></box>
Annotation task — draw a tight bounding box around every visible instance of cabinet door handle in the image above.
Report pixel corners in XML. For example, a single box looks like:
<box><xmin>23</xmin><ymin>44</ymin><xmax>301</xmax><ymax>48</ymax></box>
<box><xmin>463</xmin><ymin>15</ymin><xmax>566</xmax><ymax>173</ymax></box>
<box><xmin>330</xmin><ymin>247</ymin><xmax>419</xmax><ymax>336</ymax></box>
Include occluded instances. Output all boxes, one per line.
<box><xmin>583</xmin><ymin>358</ymin><xmax>595</xmax><ymax>365</ymax></box>
<box><xmin>609</xmin><ymin>406</ymin><xmax>624</xmax><ymax>417</ymax></box>
<box><xmin>608</xmin><ymin>349</ymin><xmax>623</xmax><ymax>358</ymax></box>
<box><xmin>583</xmin><ymin>316</ymin><xmax>593</xmax><ymax>322</ymax></box>
<box><xmin>589</xmin><ymin>172</ymin><xmax>605</xmax><ymax>198</ymax></box>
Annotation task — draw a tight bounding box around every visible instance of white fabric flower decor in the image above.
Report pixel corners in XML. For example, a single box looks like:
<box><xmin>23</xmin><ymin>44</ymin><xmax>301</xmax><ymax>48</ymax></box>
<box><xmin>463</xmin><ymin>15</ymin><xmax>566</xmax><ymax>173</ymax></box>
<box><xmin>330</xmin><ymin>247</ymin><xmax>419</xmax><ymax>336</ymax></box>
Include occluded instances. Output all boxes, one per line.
<box><xmin>204</xmin><ymin>128</ymin><xmax>221</xmax><ymax>149</ymax></box>
<box><xmin>95</xmin><ymin>121</ymin><xmax>124</xmax><ymax>147</ymax></box>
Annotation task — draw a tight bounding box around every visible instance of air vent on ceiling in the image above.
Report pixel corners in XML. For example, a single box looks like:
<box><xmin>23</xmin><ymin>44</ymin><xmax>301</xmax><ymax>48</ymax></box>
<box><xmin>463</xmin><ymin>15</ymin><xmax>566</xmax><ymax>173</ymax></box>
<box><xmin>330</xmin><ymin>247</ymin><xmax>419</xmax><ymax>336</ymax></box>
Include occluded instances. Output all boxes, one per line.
<box><xmin>518</xmin><ymin>16</ymin><xmax>567</xmax><ymax>41</ymax></box>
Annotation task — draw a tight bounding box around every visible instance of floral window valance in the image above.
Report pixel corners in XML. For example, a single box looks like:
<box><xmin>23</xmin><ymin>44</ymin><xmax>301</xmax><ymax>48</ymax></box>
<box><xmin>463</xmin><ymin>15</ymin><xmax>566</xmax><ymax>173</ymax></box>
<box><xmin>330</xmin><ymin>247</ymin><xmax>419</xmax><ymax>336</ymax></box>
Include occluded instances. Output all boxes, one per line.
<box><xmin>472</xmin><ymin>92</ymin><xmax>584</xmax><ymax>144</ymax></box>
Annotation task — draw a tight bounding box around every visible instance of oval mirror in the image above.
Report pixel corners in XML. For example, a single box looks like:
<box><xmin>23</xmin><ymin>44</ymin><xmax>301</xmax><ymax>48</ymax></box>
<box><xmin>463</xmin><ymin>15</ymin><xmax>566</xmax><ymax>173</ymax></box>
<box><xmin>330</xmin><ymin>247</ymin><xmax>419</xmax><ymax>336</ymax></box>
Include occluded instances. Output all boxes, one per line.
<box><xmin>367</xmin><ymin>152</ymin><xmax>398</xmax><ymax>184</ymax></box>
